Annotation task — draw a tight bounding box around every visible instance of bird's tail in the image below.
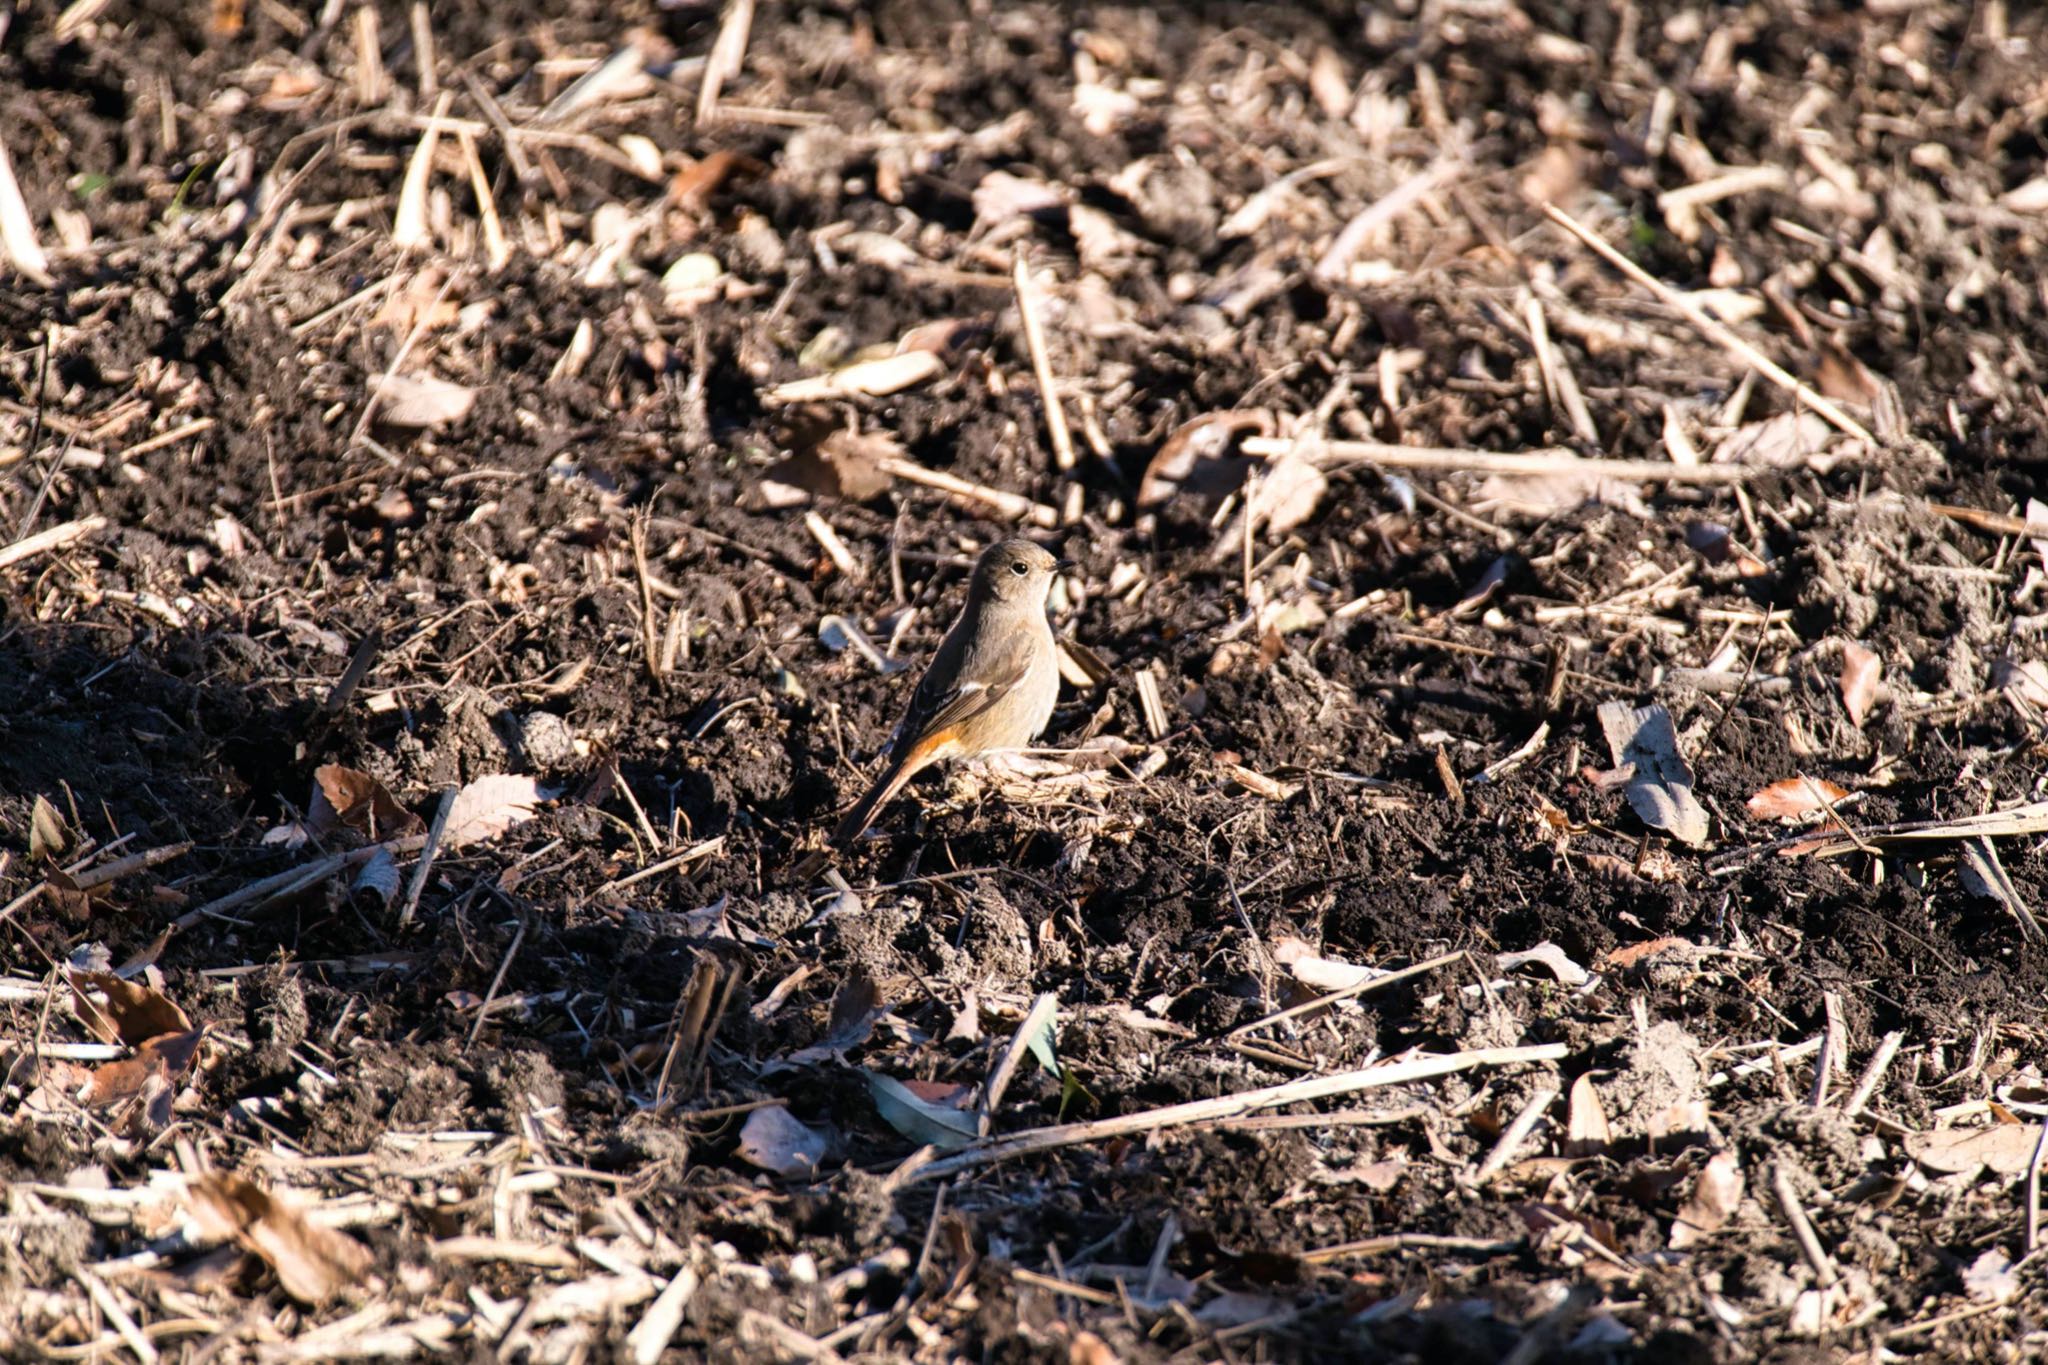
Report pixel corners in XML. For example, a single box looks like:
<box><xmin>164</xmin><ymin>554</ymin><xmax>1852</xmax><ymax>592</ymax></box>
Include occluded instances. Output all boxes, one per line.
<box><xmin>830</xmin><ymin>759</ymin><xmax>917</xmax><ymax>846</ymax></box>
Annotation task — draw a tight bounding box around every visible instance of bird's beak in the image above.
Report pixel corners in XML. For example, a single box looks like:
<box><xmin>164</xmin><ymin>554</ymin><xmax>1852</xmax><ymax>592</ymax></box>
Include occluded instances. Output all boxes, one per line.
<box><xmin>1055</xmin><ymin>558</ymin><xmax>1078</xmax><ymax>572</ymax></box>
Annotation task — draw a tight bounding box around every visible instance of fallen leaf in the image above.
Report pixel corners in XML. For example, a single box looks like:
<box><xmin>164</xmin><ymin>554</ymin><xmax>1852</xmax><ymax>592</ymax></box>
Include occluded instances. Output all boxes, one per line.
<box><xmin>1670</xmin><ymin>1150</ymin><xmax>1744</xmax><ymax>1248</ymax></box>
<box><xmin>1566</xmin><ymin>1073</ymin><xmax>1612</xmax><ymax>1155</ymax></box>
<box><xmin>29</xmin><ymin>794</ymin><xmax>69</xmax><ymax>861</ymax></box>
<box><xmin>185</xmin><ymin>1171</ymin><xmax>373</xmax><ymax>1306</ymax></box>
<box><xmin>971</xmin><ymin>169</ymin><xmax>1069</xmax><ymax>226</ymax></box>
<box><xmin>866</xmin><ymin>1071</ymin><xmax>979</xmax><ymax>1151</ymax></box>
<box><xmin>1271</xmin><ymin>937</ymin><xmax>1374</xmax><ymax>991</ymax></box>
<box><xmin>764</xmin><ymin>350</ymin><xmax>944</xmax><ymax>405</ymax></box>
<box><xmin>1905</xmin><ymin>1124</ymin><xmax>2042</xmax><ymax>1176</ymax></box>
<box><xmin>736</xmin><ymin>1105</ymin><xmax>829</xmax><ymax>1177</ymax></box>
<box><xmin>1137</xmin><ymin>411</ymin><xmax>1270</xmax><ymax>511</ymax></box>
<box><xmin>82</xmin><ymin>1025</ymin><xmax>207</xmax><ymax>1126</ymax></box>
<box><xmin>351</xmin><ymin>847</ymin><xmax>401</xmax><ymax>910</ymax></box>
<box><xmin>1250</xmin><ymin>454</ymin><xmax>1327</xmax><ymax>538</ymax></box>
<box><xmin>68</xmin><ymin>970</ymin><xmax>191</xmax><ymax>1046</ymax></box>
<box><xmin>1597</xmin><ymin>702</ymin><xmax>1710</xmax><ymax>846</ymax></box>
<box><xmin>1994</xmin><ymin>658</ymin><xmax>2048</xmax><ymax>707</ymax></box>
<box><xmin>766</xmin><ymin>426</ymin><xmax>900</xmax><ymax>502</ymax></box>
<box><xmin>1840</xmin><ymin>642</ymin><xmax>1882</xmax><ymax>728</ymax></box>
<box><xmin>443</xmin><ymin>774</ymin><xmax>552</xmax><ymax>850</ymax></box>
<box><xmin>1746</xmin><ymin>776</ymin><xmax>1851</xmax><ymax>820</ymax></box>
<box><xmin>1713</xmin><ymin>411</ymin><xmax>1833</xmax><ymax>467</ymax></box>
<box><xmin>1963</xmin><ymin>1248</ymin><xmax>2021</xmax><ymax>1304</ymax></box>
<box><xmin>371</xmin><ymin>372</ymin><xmax>477</xmax><ymax>429</ymax></box>
<box><xmin>314</xmin><ymin>765</ymin><xmax>421</xmax><ymax>839</ymax></box>
<box><xmin>1499</xmin><ymin>941</ymin><xmax>1591</xmax><ymax>987</ymax></box>
<box><xmin>1598</xmin><ymin>937</ymin><xmax>1688</xmax><ymax>970</ymax></box>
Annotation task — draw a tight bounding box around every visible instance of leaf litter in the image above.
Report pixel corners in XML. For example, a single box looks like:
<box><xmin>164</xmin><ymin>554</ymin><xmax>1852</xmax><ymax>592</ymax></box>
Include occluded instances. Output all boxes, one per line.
<box><xmin>5</xmin><ymin>1</ymin><xmax>2048</xmax><ymax>1361</ymax></box>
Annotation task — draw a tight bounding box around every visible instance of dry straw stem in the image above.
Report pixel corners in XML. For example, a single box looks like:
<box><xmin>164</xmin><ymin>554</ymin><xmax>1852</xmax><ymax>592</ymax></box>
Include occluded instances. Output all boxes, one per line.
<box><xmin>873</xmin><ymin>455</ymin><xmax>1059</xmax><ymax>528</ymax></box>
<box><xmin>0</xmin><ymin>515</ymin><xmax>108</xmax><ymax>572</ymax></box>
<box><xmin>1771</xmin><ymin>1163</ymin><xmax>1839</xmax><ymax>1289</ymax></box>
<box><xmin>1238</xmin><ymin>436</ymin><xmax>1755</xmax><ymax>483</ymax></box>
<box><xmin>1841</xmin><ymin>1030</ymin><xmax>1905</xmax><ymax>1119</ymax></box>
<box><xmin>1228</xmin><ymin>949</ymin><xmax>1465</xmax><ymax>1041</ymax></box>
<box><xmin>1473</xmin><ymin>1085</ymin><xmax>1559</xmax><ymax>1184</ymax></box>
<box><xmin>912</xmin><ymin>1042</ymin><xmax>1569</xmax><ymax>1182</ymax></box>
<box><xmin>1542</xmin><ymin>204</ymin><xmax>1879</xmax><ymax>447</ymax></box>
<box><xmin>1012</xmin><ymin>253</ymin><xmax>1076</xmax><ymax>471</ymax></box>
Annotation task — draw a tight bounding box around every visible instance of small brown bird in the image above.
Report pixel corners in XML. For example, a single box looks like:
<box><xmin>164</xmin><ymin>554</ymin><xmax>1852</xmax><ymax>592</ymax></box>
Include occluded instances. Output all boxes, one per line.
<box><xmin>829</xmin><ymin>538</ymin><xmax>1067</xmax><ymax>845</ymax></box>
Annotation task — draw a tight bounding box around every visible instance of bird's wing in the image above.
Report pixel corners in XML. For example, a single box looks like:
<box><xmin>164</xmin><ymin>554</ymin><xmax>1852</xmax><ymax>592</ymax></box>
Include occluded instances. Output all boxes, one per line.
<box><xmin>889</xmin><ymin>652</ymin><xmax>1034</xmax><ymax>759</ymax></box>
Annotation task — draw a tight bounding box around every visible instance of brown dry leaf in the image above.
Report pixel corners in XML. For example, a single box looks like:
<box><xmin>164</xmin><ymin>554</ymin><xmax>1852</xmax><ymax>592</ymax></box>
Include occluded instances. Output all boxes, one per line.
<box><xmin>1746</xmin><ymin>776</ymin><xmax>1852</xmax><ymax>821</ymax></box>
<box><xmin>68</xmin><ymin>969</ymin><xmax>192</xmax><ymax>1046</ymax></box>
<box><xmin>82</xmin><ymin>1025</ymin><xmax>207</xmax><ymax>1124</ymax></box>
<box><xmin>736</xmin><ymin>1105</ymin><xmax>829</xmax><ymax>1177</ymax></box>
<box><xmin>1566</xmin><ymin>1073</ymin><xmax>1612</xmax><ymax>1155</ymax></box>
<box><xmin>443</xmin><ymin>774</ymin><xmax>551</xmax><ymax>850</ymax></box>
<box><xmin>671</xmin><ymin>150</ymin><xmax>761</xmax><ymax>207</ymax></box>
<box><xmin>1840</xmin><ymin>642</ymin><xmax>1882</xmax><ymax>728</ymax></box>
<box><xmin>1904</xmin><ymin>1124</ymin><xmax>2041</xmax><ymax>1176</ymax></box>
<box><xmin>314</xmin><ymin>765</ymin><xmax>421</xmax><ymax>838</ymax></box>
<box><xmin>370</xmin><ymin>273</ymin><xmax>460</xmax><ymax>336</ymax></box>
<box><xmin>1599</xmin><ymin>937</ymin><xmax>1687</xmax><ymax>970</ymax></box>
<box><xmin>372</xmin><ymin>372</ymin><xmax>477</xmax><ymax>429</ymax></box>
<box><xmin>186</xmin><ymin>1172</ymin><xmax>373</xmax><ymax>1306</ymax></box>
<box><xmin>1068</xmin><ymin>1329</ymin><xmax>1122</xmax><ymax>1365</ymax></box>
<box><xmin>1137</xmin><ymin>411</ymin><xmax>1271</xmax><ymax>511</ymax></box>
<box><xmin>767</xmin><ymin>425</ymin><xmax>899</xmax><ymax>502</ymax></box>
<box><xmin>1670</xmin><ymin>1150</ymin><xmax>1744</xmax><ymax>1248</ymax></box>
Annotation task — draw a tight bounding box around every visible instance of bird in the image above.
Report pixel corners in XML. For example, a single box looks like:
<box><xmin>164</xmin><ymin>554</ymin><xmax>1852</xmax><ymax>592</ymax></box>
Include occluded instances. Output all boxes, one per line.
<box><xmin>827</xmin><ymin>537</ymin><xmax>1068</xmax><ymax>848</ymax></box>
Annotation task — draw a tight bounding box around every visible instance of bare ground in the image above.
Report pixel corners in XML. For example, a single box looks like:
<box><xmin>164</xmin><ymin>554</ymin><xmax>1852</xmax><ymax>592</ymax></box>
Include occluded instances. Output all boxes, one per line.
<box><xmin>6</xmin><ymin>1</ymin><xmax>2048</xmax><ymax>1361</ymax></box>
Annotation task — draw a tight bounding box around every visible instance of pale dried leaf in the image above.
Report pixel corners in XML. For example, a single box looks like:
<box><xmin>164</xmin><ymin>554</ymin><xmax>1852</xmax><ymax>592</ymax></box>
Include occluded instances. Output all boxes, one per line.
<box><xmin>764</xmin><ymin>350</ymin><xmax>943</xmax><ymax>405</ymax></box>
<box><xmin>1670</xmin><ymin>1150</ymin><xmax>1744</xmax><ymax>1248</ymax></box>
<box><xmin>1566</xmin><ymin>1073</ymin><xmax>1612</xmax><ymax>1153</ymax></box>
<box><xmin>1713</xmin><ymin>411</ymin><xmax>1833</xmax><ymax>467</ymax></box>
<box><xmin>2002</xmin><ymin>178</ymin><xmax>2048</xmax><ymax>213</ymax></box>
<box><xmin>1904</xmin><ymin>1124</ymin><xmax>2041</xmax><ymax>1175</ymax></box>
<box><xmin>351</xmin><ymin>847</ymin><xmax>402</xmax><ymax>909</ymax></box>
<box><xmin>443</xmin><ymin>774</ymin><xmax>550</xmax><ymax>850</ymax></box>
<box><xmin>736</xmin><ymin>1105</ymin><xmax>828</xmax><ymax>1177</ymax></box>
<box><xmin>29</xmin><ymin>794</ymin><xmax>69</xmax><ymax>862</ymax></box>
<box><xmin>1272</xmin><ymin>936</ymin><xmax>1374</xmax><ymax>990</ymax></box>
<box><xmin>1597</xmin><ymin>702</ymin><xmax>1710</xmax><ymax>846</ymax></box>
<box><xmin>1840</xmin><ymin>642</ymin><xmax>1882</xmax><ymax>728</ymax></box>
<box><xmin>1963</xmin><ymin>1248</ymin><xmax>2021</xmax><ymax>1304</ymax></box>
<box><xmin>1994</xmin><ymin>657</ymin><xmax>2048</xmax><ymax>707</ymax></box>
<box><xmin>972</xmin><ymin>170</ymin><xmax>1068</xmax><ymax>226</ymax></box>
<box><xmin>1746</xmin><ymin>776</ymin><xmax>1851</xmax><ymax>820</ymax></box>
<box><xmin>1499</xmin><ymin>941</ymin><xmax>1591</xmax><ymax>987</ymax></box>
<box><xmin>1253</xmin><ymin>455</ymin><xmax>1327</xmax><ymax>538</ymax></box>
<box><xmin>372</xmin><ymin>373</ymin><xmax>477</xmax><ymax>429</ymax></box>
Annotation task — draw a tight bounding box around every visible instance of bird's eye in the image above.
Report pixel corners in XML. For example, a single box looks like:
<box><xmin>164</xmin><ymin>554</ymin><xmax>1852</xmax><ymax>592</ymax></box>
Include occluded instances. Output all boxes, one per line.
<box><xmin>1012</xmin><ymin>561</ymin><xmax>1028</xmax><ymax>575</ymax></box>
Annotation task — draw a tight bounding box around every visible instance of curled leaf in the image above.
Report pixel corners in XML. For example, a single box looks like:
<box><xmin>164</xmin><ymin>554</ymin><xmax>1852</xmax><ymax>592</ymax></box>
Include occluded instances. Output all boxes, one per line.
<box><xmin>866</xmin><ymin>1071</ymin><xmax>979</xmax><ymax>1151</ymax></box>
<box><xmin>736</xmin><ymin>1105</ymin><xmax>829</xmax><ymax>1177</ymax></box>
<box><xmin>186</xmin><ymin>1172</ymin><xmax>373</xmax><ymax>1306</ymax></box>
<box><xmin>1746</xmin><ymin>777</ymin><xmax>1851</xmax><ymax>821</ymax></box>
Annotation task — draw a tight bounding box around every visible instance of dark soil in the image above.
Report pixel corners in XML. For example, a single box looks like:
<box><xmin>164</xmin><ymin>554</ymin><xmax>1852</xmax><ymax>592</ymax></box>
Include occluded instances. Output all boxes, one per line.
<box><xmin>5</xmin><ymin>0</ymin><xmax>2048</xmax><ymax>1360</ymax></box>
